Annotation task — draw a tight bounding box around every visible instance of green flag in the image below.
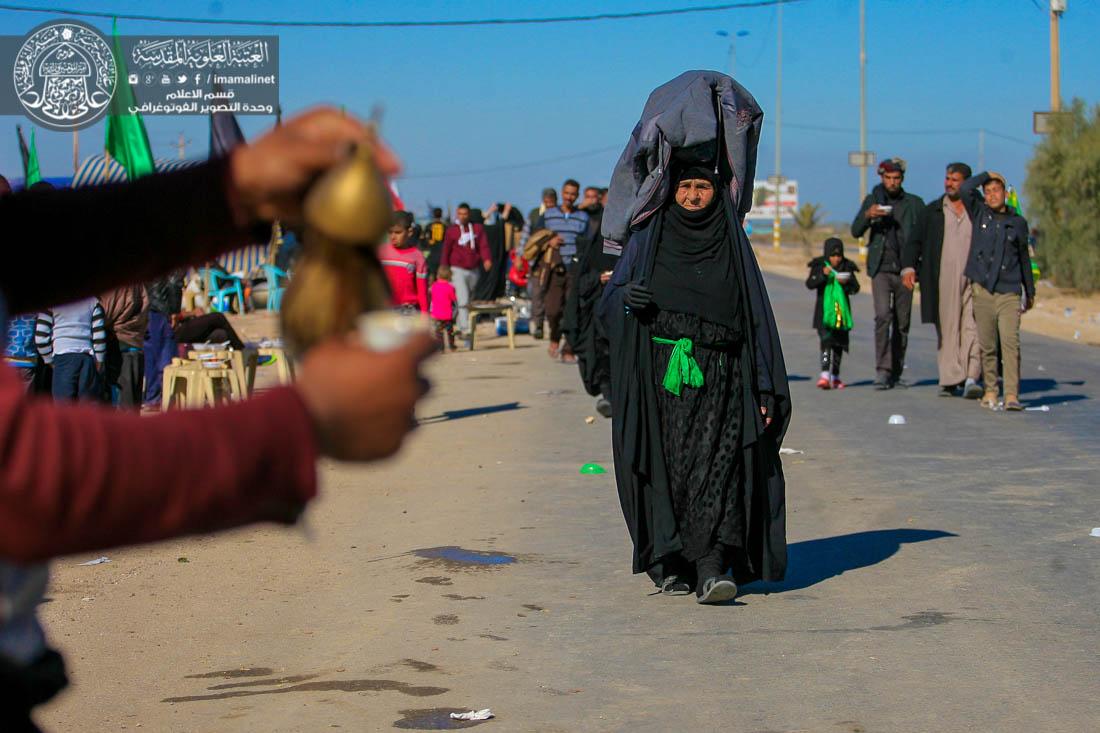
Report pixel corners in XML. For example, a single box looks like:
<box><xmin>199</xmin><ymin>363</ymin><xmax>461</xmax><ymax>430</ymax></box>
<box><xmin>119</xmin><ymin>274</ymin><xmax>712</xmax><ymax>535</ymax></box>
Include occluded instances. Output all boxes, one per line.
<box><xmin>104</xmin><ymin>19</ymin><xmax>154</xmax><ymax>179</ymax></box>
<box><xmin>16</xmin><ymin>125</ymin><xmax>41</xmax><ymax>186</ymax></box>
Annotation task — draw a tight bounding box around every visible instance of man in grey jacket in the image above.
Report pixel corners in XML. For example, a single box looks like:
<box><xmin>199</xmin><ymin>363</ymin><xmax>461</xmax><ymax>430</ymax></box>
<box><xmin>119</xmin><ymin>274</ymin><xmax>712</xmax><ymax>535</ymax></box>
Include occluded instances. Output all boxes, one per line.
<box><xmin>851</xmin><ymin>157</ymin><xmax>924</xmax><ymax>389</ymax></box>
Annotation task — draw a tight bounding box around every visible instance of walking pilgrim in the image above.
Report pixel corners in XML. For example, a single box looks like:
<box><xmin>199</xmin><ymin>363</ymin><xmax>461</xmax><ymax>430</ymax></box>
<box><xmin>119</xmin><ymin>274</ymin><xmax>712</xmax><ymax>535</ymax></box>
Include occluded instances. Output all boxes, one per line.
<box><xmin>599</xmin><ymin>72</ymin><xmax>791</xmax><ymax>604</ymax></box>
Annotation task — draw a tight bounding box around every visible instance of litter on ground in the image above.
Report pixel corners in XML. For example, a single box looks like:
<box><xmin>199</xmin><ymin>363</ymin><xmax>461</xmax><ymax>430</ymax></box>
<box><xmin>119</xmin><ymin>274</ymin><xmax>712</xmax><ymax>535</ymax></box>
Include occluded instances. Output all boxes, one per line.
<box><xmin>450</xmin><ymin>709</ymin><xmax>494</xmax><ymax>721</ymax></box>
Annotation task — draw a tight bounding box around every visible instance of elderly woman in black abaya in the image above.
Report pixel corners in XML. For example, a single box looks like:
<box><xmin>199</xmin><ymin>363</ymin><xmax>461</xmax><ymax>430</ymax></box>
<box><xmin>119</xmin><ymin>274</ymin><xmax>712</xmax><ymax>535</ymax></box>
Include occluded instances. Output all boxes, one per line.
<box><xmin>599</xmin><ymin>71</ymin><xmax>791</xmax><ymax>604</ymax></box>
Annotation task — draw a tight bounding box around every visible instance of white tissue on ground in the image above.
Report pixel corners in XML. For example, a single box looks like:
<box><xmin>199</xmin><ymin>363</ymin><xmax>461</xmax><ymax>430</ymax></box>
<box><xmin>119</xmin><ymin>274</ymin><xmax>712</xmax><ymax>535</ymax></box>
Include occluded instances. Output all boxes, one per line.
<box><xmin>450</xmin><ymin>709</ymin><xmax>494</xmax><ymax>721</ymax></box>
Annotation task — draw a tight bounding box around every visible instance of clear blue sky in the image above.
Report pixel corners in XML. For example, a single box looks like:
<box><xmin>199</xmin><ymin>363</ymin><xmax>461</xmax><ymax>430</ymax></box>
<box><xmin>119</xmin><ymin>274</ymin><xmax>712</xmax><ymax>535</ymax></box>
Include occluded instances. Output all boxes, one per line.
<box><xmin>2</xmin><ymin>0</ymin><xmax>1098</xmax><ymax>221</ymax></box>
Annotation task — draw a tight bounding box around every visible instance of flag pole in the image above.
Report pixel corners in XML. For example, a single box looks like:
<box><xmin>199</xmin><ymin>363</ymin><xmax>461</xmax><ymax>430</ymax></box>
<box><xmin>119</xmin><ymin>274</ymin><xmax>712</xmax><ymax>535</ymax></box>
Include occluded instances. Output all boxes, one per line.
<box><xmin>72</xmin><ymin>130</ymin><xmax>79</xmax><ymax>174</ymax></box>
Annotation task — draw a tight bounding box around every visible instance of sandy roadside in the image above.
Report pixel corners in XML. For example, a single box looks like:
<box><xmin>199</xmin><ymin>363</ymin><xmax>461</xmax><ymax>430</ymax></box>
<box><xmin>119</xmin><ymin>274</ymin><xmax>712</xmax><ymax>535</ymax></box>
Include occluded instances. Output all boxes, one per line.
<box><xmin>750</xmin><ymin>240</ymin><xmax>1100</xmax><ymax>348</ymax></box>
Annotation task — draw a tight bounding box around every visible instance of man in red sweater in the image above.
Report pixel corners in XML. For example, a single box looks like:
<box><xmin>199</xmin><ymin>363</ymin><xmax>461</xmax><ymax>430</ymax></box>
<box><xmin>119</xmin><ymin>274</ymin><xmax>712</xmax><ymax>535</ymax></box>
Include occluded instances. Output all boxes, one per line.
<box><xmin>440</xmin><ymin>203</ymin><xmax>491</xmax><ymax>345</ymax></box>
<box><xmin>0</xmin><ymin>107</ymin><xmax>435</xmax><ymax>729</ymax></box>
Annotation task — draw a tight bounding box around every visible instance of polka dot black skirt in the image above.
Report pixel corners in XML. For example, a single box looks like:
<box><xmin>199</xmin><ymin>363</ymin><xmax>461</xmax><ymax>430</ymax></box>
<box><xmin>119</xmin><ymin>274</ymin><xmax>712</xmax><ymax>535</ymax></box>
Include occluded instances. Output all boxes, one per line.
<box><xmin>651</xmin><ymin>309</ymin><xmax>745</xmax><ymax>563</ymax></box>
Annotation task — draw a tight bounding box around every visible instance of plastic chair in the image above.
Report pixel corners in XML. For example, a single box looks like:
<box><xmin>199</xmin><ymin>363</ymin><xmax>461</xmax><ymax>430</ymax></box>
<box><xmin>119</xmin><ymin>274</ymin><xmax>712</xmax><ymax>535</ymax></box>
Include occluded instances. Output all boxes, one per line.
<box><xmin>263</xmin><ymin>264</ymin><xmax>289</xmax><ymax>311</ymax></box>
<box><xmin>204</xmin><ymin>267</ymin><xmax>245</xmax><ymax>314</ymax></box>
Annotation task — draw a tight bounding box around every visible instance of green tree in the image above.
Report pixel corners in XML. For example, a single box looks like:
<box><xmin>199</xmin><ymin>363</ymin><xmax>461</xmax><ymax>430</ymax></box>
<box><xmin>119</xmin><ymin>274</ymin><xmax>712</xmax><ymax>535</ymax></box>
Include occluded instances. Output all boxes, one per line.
<box><xmin>793</xmin><ymin>202</ymin><xmax>826</xmax><ymax>256</ymax></box>
<box><xmin>1026</xmin><ymin>99</ymin><xmax>1100</xmax><ymax>292</ymax></box>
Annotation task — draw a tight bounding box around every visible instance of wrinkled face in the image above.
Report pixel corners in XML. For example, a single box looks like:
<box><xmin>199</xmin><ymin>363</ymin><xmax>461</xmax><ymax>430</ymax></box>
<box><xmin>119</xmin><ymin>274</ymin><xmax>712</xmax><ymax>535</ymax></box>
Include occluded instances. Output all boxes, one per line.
<box><xmin>388</xmin><ymin>223</ymin><xmax>410</xmax><ymax>247</ymax></box>
<box><xmin>828</xmin><ymin>254</ymin><xmax>843</xmax><ymax>268</ymax></box>
<box><xmin>881</xmin><ymin>170</ymin><xmax>903</xmax><ymax>194</ymax></box>
<box><xmin>675</xmin><ymin>178</ymin><xmax>715</xmax><ymax>211</ymax></box>
<box><xmin>456</xmin><ymin>207</ymin><xmax>470</xmax><ymax>225</ymax></box>
<box><xmin>984</xmin><ymin>180</ymin><xmax>1007</xmax><ymax>210</ymax></box>
<box><xmin>581</xmin><ymin>188</ymin><xmax>600</xmax><ymax>209</ymax></box>
<box><xmin>561</xmin><ymin>184</ymin><xmax>579</xmax><ymax>209</ymax></box>
<box><xmin>944</xmin><ymin>171</ymin><xmax>965</xmax><ymax>199</ymax></box>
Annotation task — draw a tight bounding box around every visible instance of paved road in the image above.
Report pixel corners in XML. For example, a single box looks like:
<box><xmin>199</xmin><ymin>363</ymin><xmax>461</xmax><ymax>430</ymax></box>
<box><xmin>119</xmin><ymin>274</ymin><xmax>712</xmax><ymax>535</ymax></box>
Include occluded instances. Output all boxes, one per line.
<box><xmin>40</xmin><ymin>270</ymin><xmax>1099</xmax><ymax>732</ymax></box>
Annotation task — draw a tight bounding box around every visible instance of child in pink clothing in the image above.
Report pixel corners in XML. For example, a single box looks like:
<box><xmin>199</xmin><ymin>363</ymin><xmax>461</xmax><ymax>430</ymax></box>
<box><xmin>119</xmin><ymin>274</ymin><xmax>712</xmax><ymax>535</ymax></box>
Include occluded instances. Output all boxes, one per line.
<box><xmin>429</xmin><ymin>267</ymin><xmax>458</xmax><ymax>351</ymax></box>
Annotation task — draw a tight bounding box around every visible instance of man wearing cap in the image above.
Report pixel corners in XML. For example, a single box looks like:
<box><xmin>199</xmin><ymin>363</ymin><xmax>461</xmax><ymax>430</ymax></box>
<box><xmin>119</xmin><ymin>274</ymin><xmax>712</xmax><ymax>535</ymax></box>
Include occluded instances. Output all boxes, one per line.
<box><xmin>525</xmin><ymin>187</ymin><xmax>558</xmax><ymax>340</ymax></box>
<box><xmin>851</xmin><ymin>157</ymin><xmax>924</xmax><ymax>389</ymax></box>
<box><xmin>960</xmin><ymin>171</ymin><xmax>1034</xmax><ymax>411</ymax></box>
<box><xmin>918</xmin><ymin>162</ymin><xmax>984</xmax><ymax>398</ymax></box>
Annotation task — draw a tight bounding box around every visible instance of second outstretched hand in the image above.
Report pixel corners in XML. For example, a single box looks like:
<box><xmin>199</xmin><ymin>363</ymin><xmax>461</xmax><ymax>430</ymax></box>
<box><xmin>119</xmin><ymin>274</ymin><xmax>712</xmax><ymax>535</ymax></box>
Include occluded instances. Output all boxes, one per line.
<box><xmin>295</xmin><ymin>333</ymin><xmax>436</xmax><ymax>462</ymax></box>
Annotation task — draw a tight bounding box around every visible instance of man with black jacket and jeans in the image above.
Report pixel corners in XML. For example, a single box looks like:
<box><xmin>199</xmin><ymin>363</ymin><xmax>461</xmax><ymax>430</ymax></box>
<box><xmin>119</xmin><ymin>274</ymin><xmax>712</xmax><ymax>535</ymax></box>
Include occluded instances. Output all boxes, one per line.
<box><xmin>851</xmin><ymin>157</ymin><xmax>923</xmax><ymax>389</ymax></box>
<box><xmin>960</xmin><ymin>171</ymin><xmax>1034</xmax><ymax>411</ymax></box>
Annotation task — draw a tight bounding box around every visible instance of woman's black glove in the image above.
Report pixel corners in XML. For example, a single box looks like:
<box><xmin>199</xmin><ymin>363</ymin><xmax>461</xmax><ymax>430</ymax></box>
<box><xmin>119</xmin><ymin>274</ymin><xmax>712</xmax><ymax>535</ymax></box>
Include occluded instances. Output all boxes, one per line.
<box><xmin>623</xmin><ymin>281</ymin><xmax>654</xmax><ymax>310</ymax></box>
<box><xmin>759</xmin><ymin>392</ymin><xmax>776</xmax><ymax>428</ymax></box>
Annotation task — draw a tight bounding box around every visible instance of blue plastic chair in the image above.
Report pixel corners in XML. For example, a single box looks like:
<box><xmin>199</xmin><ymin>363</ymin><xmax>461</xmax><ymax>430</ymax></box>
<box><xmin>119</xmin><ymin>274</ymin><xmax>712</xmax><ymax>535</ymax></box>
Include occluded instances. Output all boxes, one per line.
<box><xmin>263</xmin><ymin>264</ymin><xmax>289</xmax><ymax>311</ymax></box>
<box><xmin>204</xmin><ymin>267</ymin><xmax>245</xmax><ymax>314</ymax></box>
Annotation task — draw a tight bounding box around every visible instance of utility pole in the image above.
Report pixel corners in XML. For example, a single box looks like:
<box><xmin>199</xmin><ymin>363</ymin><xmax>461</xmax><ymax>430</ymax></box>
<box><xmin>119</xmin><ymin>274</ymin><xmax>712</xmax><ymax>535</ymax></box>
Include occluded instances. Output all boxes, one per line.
<box><xmin>772</xmin><ymin>0</ymin><xmax>783</xmax><ymax>251</ymax></box>
<box><xmin>1050</xmin><ymin>0</ymin><xmax>1065</xmax><ymax>112</ymax></box>
<box><xmin>859</xmin><ymin>0</ymin><xmax>867</xmax><ymax>205</ymax></box>
<box><xmin>175</xmin><ymin>132</ymin><xmax>190</xmax><ymax>160</ymax></box>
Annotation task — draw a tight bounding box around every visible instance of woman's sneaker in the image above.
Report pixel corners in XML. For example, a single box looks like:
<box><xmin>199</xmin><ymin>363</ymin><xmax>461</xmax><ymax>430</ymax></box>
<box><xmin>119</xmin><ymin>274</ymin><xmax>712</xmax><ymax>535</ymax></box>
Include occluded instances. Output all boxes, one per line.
<box><xmin>831</xmin><ymin>377</ymin><xmax>846</xmax><ymax>390</ymax></box>
<box><xmin>816</xmin><ymin>372</ymin><xmax>831</xmax><ymax>390</ymax></box>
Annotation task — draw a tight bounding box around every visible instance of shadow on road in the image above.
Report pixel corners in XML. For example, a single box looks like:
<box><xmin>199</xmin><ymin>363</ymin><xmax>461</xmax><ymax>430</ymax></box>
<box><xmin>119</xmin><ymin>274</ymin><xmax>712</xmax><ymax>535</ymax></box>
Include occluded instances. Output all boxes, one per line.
<box><xmin>740</xmin><ymin>528</ymin><xmax>957</xmax><ymax>595</ymax></box>
<box><xmin>1020</xmin><ymin>377</ymin><xmax>1086</xmax><ymax>394</ymax></box>
<box><xmin>417</xmin><ymin>402</ymin><xmax>525</xmax><ymax>424</ymax></box>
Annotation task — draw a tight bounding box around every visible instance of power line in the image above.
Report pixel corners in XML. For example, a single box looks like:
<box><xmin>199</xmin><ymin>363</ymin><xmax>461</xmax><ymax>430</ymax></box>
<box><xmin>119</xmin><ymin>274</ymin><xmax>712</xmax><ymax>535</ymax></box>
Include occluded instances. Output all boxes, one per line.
<box><xmin>0</xmin><ymin>0</ymin><xmax>804</xmax><ymax>28</ymax></box>
<box><xmin>786</xmin><ymin>122</ymin><xmax>1032</xmax><ymax>146</ymax></box>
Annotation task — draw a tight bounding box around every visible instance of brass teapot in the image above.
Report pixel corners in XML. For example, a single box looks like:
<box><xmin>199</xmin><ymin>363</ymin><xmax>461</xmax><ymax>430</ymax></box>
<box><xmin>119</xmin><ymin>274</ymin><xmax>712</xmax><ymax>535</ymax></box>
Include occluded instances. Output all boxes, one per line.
<box><xmin>280</xmin><ymin>139</ymin><xmax>394</xmax><ymax>357</ymax></box>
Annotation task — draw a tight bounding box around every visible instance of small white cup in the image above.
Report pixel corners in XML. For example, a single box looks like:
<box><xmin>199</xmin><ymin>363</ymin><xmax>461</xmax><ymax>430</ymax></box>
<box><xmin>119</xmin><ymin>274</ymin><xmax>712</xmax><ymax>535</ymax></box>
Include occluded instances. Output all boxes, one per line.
<box><xmin>357</xmin><ymin>311</ymin><xmax>427</xmax><ymax>352</ymax></box>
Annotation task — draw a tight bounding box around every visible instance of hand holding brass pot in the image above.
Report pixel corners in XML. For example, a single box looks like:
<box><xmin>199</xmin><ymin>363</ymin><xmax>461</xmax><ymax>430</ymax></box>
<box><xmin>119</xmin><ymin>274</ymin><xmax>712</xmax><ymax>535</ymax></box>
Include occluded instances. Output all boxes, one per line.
<box><xmin>281</xmin><ymin>137</ymin><xmax>395</xmax><ymax>357</ymax></box>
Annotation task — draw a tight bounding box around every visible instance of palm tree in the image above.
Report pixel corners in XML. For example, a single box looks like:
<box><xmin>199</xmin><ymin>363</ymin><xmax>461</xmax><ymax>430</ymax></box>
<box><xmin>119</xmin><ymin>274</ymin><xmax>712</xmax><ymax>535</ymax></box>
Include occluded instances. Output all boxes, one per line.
<box><xmin>793</xmin><ymin>202</ymin><xmax>826</xmax><ymax>256</ymax></box>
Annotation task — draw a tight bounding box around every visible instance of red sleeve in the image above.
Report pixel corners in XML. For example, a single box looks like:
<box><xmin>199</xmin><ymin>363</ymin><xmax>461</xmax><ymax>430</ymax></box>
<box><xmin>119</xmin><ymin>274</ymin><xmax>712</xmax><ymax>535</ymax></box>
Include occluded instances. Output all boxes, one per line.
<box><xmin>0</xmin><ymin>365</ymin><xmax>318</xmax><ymax>563</ymax></box>
<box><xmin>416</xmin><ymin>253</ymin><xmax>429</xmax><ymax>313</ymax></box>
<box><xmin>440</xmin><ymin>227</ymin><xmax>454</xmax><ymax>268</ymax></box>
<box><xmin>476</xmin><ymin>224</ymin><xmax>491</xmax><ymax>265</ymax></box>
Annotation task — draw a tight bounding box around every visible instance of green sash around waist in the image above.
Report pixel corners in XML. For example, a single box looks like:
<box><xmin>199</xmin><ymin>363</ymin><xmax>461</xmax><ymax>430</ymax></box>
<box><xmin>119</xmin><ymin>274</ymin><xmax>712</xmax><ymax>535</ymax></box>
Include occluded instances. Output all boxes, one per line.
<box><xmin>651</xmin><ymin>336</ymin><xmax>704</xmax><ymax>396</ymax></box>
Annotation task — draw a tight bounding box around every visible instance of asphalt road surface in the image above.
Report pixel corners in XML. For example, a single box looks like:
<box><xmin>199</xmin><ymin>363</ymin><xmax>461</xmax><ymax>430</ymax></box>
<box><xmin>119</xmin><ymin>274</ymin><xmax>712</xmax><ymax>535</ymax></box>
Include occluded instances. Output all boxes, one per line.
<box><xmin>40</xmin><ymin>270</ymin><xmax>1099</xmax><ymax>732</ymax></box>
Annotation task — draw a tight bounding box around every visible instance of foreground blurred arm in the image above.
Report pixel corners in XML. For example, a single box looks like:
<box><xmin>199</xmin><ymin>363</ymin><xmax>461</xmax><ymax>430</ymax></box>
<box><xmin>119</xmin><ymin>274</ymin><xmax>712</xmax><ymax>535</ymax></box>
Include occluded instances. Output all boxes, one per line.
<box><xmin>0</xmin><ymin>333</ymin><xmax>434</xmax><ymax>564</ymax></box>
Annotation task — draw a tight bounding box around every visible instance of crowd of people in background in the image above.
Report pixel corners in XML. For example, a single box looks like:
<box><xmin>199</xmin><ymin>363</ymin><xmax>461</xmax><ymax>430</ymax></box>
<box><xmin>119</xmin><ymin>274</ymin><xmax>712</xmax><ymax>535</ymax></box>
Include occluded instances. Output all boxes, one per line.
<box><xmin>373</xmin><ymin>178</ymin><xmax>613</xmax><ymax>414</ymax></box>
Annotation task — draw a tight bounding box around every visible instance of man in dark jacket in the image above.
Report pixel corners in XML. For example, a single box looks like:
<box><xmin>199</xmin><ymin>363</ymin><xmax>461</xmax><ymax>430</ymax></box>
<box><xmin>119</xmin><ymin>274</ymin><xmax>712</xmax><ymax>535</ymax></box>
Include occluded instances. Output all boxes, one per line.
<box><xmin>960</xmin><ymin>171</ymin><xmax>1034</xmax><ymax>411</ymax></box>
<box><xmin>918</xmin><ymin>162</ymin><xmax>984</xmax><ymax>398</ymax></box>
<box><xmin>100</xmin><ymin>284</ymin><xmax>148</xmax><ymax>408</ymax></box>
<box><xmin>851</xmin><ymin>157</ymin><xmax>923</xmax><ymax>389</ymax></box>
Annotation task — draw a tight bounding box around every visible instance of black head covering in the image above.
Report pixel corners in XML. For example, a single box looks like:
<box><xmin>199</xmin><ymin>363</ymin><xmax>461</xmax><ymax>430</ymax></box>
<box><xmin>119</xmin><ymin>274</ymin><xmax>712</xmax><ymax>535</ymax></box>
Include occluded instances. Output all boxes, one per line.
<box><xmin>649</xmin><ymin>164</ymin><xmax>741</xmax><ymax>330</ymax></box>
<box><xmin>823</xmin><ymin>237</ymin><xmax>844</xmax><ymax>258</ymax></box>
